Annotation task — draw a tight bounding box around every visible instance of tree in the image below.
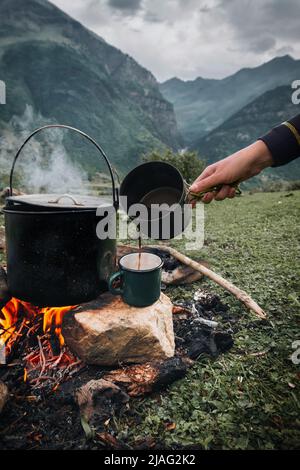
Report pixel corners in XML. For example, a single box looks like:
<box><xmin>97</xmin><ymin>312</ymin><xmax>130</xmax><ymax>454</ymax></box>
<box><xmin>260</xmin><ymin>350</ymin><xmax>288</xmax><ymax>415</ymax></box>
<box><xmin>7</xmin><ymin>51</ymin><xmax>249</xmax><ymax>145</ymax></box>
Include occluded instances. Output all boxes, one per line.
<box><xmin>142</xmin><ymin>149</ymin><xmax>206</xmax><ymax>184</ymax></box>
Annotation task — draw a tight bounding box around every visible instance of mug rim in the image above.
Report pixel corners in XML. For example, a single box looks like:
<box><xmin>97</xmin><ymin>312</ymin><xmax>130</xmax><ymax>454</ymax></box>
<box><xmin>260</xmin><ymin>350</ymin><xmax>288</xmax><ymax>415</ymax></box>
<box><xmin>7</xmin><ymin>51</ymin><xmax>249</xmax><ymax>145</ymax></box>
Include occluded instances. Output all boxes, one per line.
<box><xmin>119</xmin><ymin>252</ymin><xmax>163</xmax><ymax>273</ymax></box>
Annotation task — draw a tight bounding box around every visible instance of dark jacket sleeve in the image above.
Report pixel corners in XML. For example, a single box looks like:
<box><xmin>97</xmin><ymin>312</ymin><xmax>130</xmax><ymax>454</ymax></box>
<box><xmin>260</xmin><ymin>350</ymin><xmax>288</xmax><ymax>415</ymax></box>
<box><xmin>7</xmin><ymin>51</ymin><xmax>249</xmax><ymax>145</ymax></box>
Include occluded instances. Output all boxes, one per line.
<box><xmin>259</xmin><ymin>114</ymin><xmax>300</xmax><ymax>167</ymax></box>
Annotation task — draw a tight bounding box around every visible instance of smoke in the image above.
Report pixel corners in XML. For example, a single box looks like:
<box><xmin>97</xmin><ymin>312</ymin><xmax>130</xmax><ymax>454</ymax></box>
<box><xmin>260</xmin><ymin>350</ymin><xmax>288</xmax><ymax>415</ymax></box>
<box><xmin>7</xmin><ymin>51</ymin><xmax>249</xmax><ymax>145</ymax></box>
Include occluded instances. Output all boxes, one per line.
<box><xmin>0</xmin><ymin>105</ymin><xmax>88</xmax><ymax>194</ymax></box>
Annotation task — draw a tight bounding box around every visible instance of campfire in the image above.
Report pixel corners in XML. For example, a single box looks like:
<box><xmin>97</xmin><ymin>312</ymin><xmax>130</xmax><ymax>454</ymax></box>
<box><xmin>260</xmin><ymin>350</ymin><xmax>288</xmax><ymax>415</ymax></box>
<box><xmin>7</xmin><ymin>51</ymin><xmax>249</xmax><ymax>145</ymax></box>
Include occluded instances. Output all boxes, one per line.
<box><xmin>0</xmin><ymin>244</ymin><xmax>257</xmax><ymax>403</ymax></box>
<box><xmin>0</xmin><ymin>245</ymin><xmax>244</xmax><ymax>449</ymax></box>
<box><xmin>0</xmin><ymin>298</ymin><xmax>82</xmax><ymax>390</ymax></box>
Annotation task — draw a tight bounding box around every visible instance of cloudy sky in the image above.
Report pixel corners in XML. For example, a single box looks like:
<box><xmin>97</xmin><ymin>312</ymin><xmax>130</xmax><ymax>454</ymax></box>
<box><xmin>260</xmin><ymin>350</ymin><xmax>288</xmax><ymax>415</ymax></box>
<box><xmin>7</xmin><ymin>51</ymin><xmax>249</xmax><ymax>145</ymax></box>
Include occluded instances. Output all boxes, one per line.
<box><xmin>51</xmin><ymin>0</ymin><xmax>300</xmax><ymax>81</ymax></box>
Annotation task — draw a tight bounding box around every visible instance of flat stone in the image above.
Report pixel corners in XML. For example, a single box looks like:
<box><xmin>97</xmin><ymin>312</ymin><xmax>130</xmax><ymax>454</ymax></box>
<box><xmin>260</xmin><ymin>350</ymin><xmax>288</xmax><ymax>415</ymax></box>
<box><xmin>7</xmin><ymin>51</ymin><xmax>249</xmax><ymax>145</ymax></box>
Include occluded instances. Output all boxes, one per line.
<box><xmin>62</xmin><ymin>292</ymin><xmax>175</xmax><ymax>366</ymax></box>
<box><xmin>0</xmin><ymin>381</ymin><xmax>8</xmax><ymax>414</ymax></box>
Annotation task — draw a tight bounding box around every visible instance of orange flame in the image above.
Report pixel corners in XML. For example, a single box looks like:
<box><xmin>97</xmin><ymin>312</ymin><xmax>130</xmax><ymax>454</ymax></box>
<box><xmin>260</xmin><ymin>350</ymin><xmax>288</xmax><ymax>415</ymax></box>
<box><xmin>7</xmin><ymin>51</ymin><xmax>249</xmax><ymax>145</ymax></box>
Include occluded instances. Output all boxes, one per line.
<box><xmin>42</xmin><ymin>305</ymin><xmax>75</xmax><ymax>346</ymax></box>
<box><xmin>0</xmin><ymin>298</ymin><xmax>75</xmax><ymax>353</ymax></box>
<box><xmin>0</xmin><ymin>298</ymin><xmax>20</xmax><ymax>350</ymax></box>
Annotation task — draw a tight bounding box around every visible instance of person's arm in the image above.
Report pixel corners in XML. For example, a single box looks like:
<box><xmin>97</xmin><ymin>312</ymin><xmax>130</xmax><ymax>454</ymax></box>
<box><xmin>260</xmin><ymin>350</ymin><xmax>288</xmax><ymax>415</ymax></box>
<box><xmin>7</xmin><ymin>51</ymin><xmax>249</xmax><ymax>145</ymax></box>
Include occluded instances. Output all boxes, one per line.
<box><xmin>190</xmin><ymin>114</ymin><xmax>300</xmax><ymax>203</ymax></box>
<box><xmin>259</xmin><ymin>114</ymin><xmax>300</xmax><ymax>167</ymax></box>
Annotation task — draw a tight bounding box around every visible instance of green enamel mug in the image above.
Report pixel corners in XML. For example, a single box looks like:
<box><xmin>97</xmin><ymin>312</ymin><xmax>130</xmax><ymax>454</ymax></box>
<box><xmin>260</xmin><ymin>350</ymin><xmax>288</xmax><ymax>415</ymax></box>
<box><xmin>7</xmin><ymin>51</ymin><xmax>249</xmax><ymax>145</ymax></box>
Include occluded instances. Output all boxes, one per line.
<box><xmin>108</xmin><ymin>252</ymin><xmax>163</xmax><ymax>307</ymax></box>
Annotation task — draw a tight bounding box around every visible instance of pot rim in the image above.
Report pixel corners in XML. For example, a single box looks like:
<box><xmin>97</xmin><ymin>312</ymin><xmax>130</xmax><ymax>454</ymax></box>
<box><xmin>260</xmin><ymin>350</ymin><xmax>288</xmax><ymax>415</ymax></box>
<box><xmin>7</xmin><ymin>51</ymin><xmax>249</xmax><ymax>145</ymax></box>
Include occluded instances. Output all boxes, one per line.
<box><xmin>6</xmin><ymin>193</ymin><xmax>113</xmax><ymax>211</ymax></box>
<box><xmin>2</xmin><ymin>208</ymin><xmax>99</xmax><ymax>215</ymax></box>
<box><xmin>120</xmin><ymin>160</ymin><xmax>186</xmax><ymax>203</ymax></box>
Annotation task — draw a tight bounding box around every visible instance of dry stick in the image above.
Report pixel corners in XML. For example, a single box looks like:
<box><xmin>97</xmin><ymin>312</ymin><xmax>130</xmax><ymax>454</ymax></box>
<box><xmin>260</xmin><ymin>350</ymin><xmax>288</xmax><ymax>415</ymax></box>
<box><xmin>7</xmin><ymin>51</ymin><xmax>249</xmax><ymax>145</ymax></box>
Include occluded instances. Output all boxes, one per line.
<box><xmin>37</xmin><ymin>335</ymin><xmax>46</xmax><ymax>376</ymax></box>
<box><xmin>148</xmin><ymin>245</ymin><xmax>267</xmax><ymax>319</ymax></box>
<box><xmin>0</xmin><ymin>321</ymin><xmax>18</xmax><ymax>337</ymax></box>
<box><xmin>3</xmin><ymin>318</ymin><xmax>27</xmax><ymax>362</ymax></box>
<box><xmin>14</xmin><ymin>318</ymin><xmax>27</xmax><ymax>339</ymax></box>
<box><xmin>50</xmin><ymin>349</ymin><xmax>64</xmax><ymax>368</ymax></box>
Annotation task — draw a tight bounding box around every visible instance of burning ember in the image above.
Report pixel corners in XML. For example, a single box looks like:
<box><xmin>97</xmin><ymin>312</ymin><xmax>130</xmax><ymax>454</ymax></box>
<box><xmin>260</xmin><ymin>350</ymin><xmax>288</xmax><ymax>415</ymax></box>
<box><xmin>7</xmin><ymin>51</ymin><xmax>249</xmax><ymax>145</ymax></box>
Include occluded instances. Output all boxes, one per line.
<box><xmin>0</xmin><ymin>299</ymin><xmax>82</xmax><ymax>390</ymax></box>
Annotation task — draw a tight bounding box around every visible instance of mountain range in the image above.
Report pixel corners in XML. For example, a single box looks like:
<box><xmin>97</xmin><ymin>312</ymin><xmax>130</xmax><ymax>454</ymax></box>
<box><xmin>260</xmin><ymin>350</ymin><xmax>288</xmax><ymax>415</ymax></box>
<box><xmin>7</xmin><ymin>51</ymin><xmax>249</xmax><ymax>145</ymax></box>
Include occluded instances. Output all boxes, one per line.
<box><xmin>160</xmin><ymin>56</ymin><xmax>300</xmax><ymax>147</ymax></box>
<box><xmin>0</xmin><ymin>0</ymin><xmax>182</xmax><ymax>179</ymax></box>
<box><xmin>0</xmin><ymin>0</ymin><xmax>299</xmax><ymax>188</ymax></box>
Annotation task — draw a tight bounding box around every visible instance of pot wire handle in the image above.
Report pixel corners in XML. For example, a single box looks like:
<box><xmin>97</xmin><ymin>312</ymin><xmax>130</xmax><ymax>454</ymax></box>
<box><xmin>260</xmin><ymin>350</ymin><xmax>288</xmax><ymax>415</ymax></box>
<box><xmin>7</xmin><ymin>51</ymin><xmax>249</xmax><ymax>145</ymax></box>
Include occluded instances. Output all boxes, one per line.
<box><xmin>9</xmin><ymin>124</ymin><xmax>119</xmax><ymax>208</ymax></box>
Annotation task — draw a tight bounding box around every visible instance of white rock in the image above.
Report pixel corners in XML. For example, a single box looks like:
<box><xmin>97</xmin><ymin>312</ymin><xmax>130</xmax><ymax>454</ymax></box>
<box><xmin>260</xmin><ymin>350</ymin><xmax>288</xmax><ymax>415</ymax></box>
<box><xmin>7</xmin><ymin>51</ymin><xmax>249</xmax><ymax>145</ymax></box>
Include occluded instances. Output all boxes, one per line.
<box><xmin>62</xmin><ymin>292</ymin><xmax>175</xmax><ymax>366</ymax></box>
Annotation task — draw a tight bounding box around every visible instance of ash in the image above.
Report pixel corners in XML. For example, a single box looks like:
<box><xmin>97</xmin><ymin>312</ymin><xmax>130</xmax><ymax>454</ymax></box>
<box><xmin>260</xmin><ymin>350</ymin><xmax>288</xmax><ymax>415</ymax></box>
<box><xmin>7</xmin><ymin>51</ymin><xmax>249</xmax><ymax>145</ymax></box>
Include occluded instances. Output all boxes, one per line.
<box><xmin>173</xmin><ymin>290</ymin><xmax>233</xmax><ymax>360</ymax></box>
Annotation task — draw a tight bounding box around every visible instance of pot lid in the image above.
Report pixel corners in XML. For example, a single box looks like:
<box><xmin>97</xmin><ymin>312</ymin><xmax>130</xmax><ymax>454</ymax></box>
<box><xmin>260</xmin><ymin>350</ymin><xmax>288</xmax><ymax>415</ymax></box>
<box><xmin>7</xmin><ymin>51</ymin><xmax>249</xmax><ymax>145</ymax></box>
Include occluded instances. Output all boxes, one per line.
<box><xmin>6</xmin><ymin>193</ymin><xmax>113</xmax><ymax>210</ymax></box>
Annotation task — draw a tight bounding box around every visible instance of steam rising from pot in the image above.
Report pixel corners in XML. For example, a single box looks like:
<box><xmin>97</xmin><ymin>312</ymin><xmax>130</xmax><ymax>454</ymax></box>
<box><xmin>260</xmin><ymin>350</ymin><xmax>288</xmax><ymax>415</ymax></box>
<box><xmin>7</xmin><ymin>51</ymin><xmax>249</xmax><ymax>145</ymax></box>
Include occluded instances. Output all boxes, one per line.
<box><xmin>0</xmin><ymin>105</ymin><xmax>88</xmax><ymax>194</ymax></box>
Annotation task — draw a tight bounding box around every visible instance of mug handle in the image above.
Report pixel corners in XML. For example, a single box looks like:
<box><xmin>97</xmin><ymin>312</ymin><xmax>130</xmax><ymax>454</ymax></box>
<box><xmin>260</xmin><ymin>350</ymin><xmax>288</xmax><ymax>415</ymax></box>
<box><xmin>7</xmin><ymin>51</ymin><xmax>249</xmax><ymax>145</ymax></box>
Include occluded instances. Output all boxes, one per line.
<box><xmin>108</xmin><ymin>271</ymin><xmax>124</xmax><ymax>296</ymax></box>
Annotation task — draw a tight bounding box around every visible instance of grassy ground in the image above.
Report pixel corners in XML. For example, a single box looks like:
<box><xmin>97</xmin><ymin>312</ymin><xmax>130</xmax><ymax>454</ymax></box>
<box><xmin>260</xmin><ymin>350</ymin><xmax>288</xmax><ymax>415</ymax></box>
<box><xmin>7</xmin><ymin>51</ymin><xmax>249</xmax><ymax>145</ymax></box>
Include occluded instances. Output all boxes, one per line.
<box><xmin>1</xmin><ymin>191</ymin><xmax>299</xmax><ymax>449</ymax></box>
<box><xmin>115</xmin><ymin>191</ymin><xmax>300</xmax><ymax>449</ymax></box>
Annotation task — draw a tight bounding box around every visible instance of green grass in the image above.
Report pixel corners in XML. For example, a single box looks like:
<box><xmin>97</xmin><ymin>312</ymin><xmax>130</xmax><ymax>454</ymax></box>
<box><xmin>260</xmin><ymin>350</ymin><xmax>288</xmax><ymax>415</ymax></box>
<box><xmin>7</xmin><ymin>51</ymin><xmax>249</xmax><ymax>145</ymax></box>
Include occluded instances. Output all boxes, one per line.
<box><xmin>1</xmin><ymin>191</ymin><xmax>299</xmax><ymax>449</ymax></box>
<box><xmin>115</xmin><ymin>191</ymin><xmax>300</xmax><ymax>449</ymax></box>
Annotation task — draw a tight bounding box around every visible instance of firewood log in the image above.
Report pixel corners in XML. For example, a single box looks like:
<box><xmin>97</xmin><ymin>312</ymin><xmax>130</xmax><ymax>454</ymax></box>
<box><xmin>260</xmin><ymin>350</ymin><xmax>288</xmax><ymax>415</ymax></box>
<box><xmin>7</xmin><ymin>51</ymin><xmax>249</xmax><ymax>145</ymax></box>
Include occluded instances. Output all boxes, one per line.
<box><xmin>148</xmin><ymin>245</ymin><xmax>267</xmax><ymax>319</ymax></box>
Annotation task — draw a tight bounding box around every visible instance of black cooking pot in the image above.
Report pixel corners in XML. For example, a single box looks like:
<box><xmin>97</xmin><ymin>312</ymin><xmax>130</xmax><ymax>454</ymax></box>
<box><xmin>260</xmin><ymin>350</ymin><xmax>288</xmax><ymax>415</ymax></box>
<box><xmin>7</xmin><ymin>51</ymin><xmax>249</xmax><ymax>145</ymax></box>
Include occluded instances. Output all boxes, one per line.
<box><xmin>3</xmin><ymin>124</ymin><xmax>119</xmax><ymax>307</ymax></box>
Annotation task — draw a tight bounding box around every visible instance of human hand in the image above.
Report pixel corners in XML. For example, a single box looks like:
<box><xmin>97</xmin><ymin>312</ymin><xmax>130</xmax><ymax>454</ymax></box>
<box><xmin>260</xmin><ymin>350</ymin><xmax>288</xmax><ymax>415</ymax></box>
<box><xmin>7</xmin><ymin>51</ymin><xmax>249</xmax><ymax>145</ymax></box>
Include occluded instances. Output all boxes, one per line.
<box><xmin>189</xmin><ymin>140</ymin><xmax>273</xmax><ymax>203</ymax></box>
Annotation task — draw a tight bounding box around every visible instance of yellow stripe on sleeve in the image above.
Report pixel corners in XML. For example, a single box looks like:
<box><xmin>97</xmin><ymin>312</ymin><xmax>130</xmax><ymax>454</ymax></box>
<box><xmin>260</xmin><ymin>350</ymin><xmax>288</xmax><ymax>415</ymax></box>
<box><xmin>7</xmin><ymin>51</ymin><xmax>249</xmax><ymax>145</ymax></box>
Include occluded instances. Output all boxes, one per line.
<box><xmin>283</xmin><ymin>121</ymin><xmax>300</xmax><ymax>147</ymax></box>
